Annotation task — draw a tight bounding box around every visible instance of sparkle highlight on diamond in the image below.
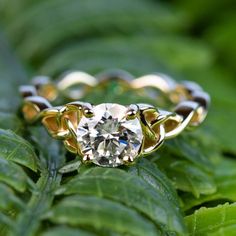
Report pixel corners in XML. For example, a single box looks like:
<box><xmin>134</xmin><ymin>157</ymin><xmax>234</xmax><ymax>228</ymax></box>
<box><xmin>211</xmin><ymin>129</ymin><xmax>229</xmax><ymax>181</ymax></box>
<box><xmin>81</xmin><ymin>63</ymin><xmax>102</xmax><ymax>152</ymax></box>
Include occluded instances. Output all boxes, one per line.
<box><xmin>77</xmin><ymin>103</ymin><xmax>143</xmax><ymax>167</ymax></box>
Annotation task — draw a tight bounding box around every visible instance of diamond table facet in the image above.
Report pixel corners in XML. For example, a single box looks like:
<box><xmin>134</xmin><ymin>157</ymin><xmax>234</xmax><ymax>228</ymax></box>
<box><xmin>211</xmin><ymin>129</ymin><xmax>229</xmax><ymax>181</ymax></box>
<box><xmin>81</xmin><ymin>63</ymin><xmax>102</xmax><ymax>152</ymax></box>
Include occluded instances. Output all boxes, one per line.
<box><xmin>77</xmin><ymin>103</ymin><xmax>143</xmax><ymax>167</ymax></box>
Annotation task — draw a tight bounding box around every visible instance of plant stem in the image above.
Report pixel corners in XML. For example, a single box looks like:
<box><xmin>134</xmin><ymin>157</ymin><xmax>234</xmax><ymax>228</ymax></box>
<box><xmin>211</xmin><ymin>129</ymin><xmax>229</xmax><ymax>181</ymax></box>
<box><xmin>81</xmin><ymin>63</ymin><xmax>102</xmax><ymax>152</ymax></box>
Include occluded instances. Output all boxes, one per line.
<box><xmin>13</xmin><ymin>153</ymin><xmax>62</xmax><ymax>236</ymax></box>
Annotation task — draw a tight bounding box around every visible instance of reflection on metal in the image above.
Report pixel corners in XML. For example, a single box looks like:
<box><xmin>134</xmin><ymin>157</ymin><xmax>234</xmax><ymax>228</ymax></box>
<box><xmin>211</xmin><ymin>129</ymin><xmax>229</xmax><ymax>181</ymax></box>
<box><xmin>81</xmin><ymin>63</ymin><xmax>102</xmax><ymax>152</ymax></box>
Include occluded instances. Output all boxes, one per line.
<box><xmin>20</xmin><ymin>70</ymin><xmax>210</xmax><ymax>167</ymax></box>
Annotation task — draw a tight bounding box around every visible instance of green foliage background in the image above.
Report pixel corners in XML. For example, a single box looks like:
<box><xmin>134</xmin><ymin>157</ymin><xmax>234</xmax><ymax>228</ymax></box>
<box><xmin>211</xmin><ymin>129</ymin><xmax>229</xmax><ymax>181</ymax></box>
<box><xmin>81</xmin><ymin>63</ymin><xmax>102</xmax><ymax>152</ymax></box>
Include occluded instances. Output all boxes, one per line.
<box><xmin>0</xmin><ymin>0</ymin><xmax>236</xmax><ymax>235</ymax></box>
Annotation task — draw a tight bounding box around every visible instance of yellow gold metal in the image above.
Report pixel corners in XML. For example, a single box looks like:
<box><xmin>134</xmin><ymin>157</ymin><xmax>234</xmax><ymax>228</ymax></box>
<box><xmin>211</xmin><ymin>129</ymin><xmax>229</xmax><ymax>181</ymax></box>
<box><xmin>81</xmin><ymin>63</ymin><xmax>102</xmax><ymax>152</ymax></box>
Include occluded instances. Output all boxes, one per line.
<box><xmin>57</xmin><ymin>71</ymin><xmax>98</xmax><ymax>100</ymax></box>
<box><xmin>22</xmin><ymin>102</ymin><xmax>41</xmax><ymax>123</ymax></box>
<box><xmin>137</xmin><ymin>106</ymin><xmax>166</xmax><ymax>154</ymax></box>
<box><xmin>123</xmin><ymin>155</ymin><xmax>135</xmax><ymax>165</ymax></box>
<box><xmin>20</xmin><ymin>70</ymin><xmax>210</xmax><ymax>167</ymax></box>
<box><xmin>130</xmin><ymin>74</ymin><xmax>176</xmax><ymax>93</ymax></box>
<box><xmin>32</xmin><ymin>76</ymin><xmax>58</xmax><ymax>101</ymax></box>
<box><xmin>125</xmin><ymin>104</ymin><xmax>139</xmax><ymax>120</ymax></box>
<box><xmin>38</xmin><ymin>83</ymin><xmax>58</xmax><ymax>101</ymax></box>
<box><xmin>82</xmin><ymin>154</ymin><xmax>93</xmax><ymax>164</ymax></box>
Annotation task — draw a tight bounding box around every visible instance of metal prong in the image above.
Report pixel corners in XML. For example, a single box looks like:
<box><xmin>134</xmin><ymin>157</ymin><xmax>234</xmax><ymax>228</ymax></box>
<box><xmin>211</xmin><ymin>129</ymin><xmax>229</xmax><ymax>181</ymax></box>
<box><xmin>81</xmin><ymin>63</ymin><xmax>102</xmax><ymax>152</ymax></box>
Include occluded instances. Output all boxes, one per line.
<box><xmin>123</xmin><ymin>155</ymin><xmax>135</xmax><ymax>165</ymax></box>
<box><xmin>82</xmin><ymin>154</ymin><xmax>93</xmax><ymax>164</ymax></box>
<box><xmin>64</xmin><ymin>118</ymin><xmax>77</xmax><ymax>139</ymax></box>
<box><xmin>83</xmin><ymin>108</ymin><xmax>94</xmax><ymax>118</ymax></box>
<box><xmin>126</xmin><ymin>104</ymin><xmax>139</xmax><ymax>120</ymax></box>
<box><xmin>82</xmin><ymin>103</ymin><xmax>94</xmax><ymax>118</ymax></box>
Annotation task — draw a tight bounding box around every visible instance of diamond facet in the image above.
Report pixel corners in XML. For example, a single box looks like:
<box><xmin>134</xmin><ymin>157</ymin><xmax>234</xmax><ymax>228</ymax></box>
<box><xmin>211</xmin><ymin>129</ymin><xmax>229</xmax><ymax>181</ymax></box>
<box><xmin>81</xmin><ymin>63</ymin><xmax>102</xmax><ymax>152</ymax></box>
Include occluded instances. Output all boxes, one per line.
<box><xmin>77</xmin><ymin>103</ymin><xmax>143</xmax><ymax>167</ymax></box>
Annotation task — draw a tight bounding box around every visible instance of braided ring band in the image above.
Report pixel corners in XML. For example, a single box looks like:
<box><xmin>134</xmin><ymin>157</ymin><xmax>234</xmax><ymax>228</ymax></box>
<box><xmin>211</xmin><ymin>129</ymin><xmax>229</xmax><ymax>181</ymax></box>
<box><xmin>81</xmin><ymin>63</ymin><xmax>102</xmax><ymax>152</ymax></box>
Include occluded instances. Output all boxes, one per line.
<box><xmin>20</xmin><ymin>70</ymin><xmax>210</xmax><ymax>167</ymax></box>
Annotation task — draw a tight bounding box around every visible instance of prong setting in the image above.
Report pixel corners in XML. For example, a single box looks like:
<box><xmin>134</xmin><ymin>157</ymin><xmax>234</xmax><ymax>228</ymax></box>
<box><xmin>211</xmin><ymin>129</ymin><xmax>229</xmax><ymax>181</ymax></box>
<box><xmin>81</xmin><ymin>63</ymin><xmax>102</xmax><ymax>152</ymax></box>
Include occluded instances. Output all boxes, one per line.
<box><xmin>77</xmin><ymin>103</ymin><xmax>143</xmax><ymax>167</ymax></box>
<box><xmin>125</xmin><ymin>104</ymin><xmax>139</xmax><ymax>120</ymax></box>
<box><xmin>82</xmin><ymin>104</ymin><xmax>94</xmax><ymax>118</ymax></box>
<box><xmin>20</xmin><ymin>70</ymin><xmax>209</xmax><ymax>168</ymax></box>
<box><xmin>83</xmin><ymin>108</ymin><xmax>94</xmax><ymax>118</ymax></box>
<box><xmin>82</xmin><ymin>154</ymin><xmax>93</xmax><ymax>164</ymax></box>
<box><xmin>123</xmin><ymin>156</ymin><xmax>135</xmax><ymax>165</ymax></box>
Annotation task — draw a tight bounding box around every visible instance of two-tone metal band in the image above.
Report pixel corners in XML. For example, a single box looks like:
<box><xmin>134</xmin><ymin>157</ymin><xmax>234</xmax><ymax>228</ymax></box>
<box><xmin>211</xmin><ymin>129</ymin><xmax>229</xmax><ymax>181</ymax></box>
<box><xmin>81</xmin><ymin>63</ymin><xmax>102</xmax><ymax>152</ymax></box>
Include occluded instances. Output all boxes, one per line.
<box><xmin>19</xmin><ymin>70</ymin><xmax>210</xmax><ymax>167</ymax></box>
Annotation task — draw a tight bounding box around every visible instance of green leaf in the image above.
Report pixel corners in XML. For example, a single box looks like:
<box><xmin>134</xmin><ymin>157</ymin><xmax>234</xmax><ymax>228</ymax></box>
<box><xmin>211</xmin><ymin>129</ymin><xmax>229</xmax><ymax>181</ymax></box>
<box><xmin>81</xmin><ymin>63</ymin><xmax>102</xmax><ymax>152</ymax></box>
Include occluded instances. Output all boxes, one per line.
<box><xmin>157</xmin><ymin>135</ymin><xmax>213</xmax><ymax>171</ymax></box>
<box><xmin>0</xmin><ymin>129</ymin><xmax>38</xmax><ymax>171</ymax></box>
<box><xmin>0</xmin><ymin>212</ymin><xmax>15</xmax><ymax>234</ymax></box>
<box><xmin>182</xmin><ymin>158</ymin><xmax>236</xmax><ymax>211</ymax></box>
<box><xmin>45</xmin><ymin>195</ymin><xmax>160</xmax><ymax>236</ymax></box>
<box><xmin>0</xmin><ymin>31</ymin><xmax>27</xmax><ymax>111</ymax></box>
<box><xmin>1</xmin><ymin>0</ymin><xmax>236</xmax><ymax>235</ymax></box>
<box><xmin>0</xmin><ymin>183</ymin><xmax>25</xmax><ymax>211</ymax></box>
<box><xmin>5</xmin><ymin>0</ymin><xmax>184</xmax><ymax>63</ymax></box>
<box><xmin>40</xmin><ymin>36</ymin><xmax>212</xmax><ymax>76</ymax></box>
<box><xmin>42</xmin><ymin>226</ymin><xmax>96</xmax><ymax>236</ymax></box>
<box><xmin>184</xmin><ymin>68</ymin><xmax>236</xmax><ymax>153</ymax></box>
<box><xmin>185</xmin><ymin>203</ymin><xmax>236</xmax><ymax>235</ymax></box>
<box><xmin>58</xmin><ymin>165</ymin><xmax>186</xmax><ymax>235</ymax></box>
<box><xmin>11</xmin><ymin>129</ymin><xmax>64</xmax><ymax>236</ymax></box>
<box><xmin>0</xmin><ymin>156</ymin><xmax>28</xmax><ymax>192</ymax></box>
<box><xmin>206</xmin><ymin>13</ymin><xmax>236</xmax><ymax>73</ymax></box>
<box><xmin>207</xmin><ymin>224</ymin><xmax>236</xmax><ymax>236</ymax></box>
<box><xmin>0</xmin><ymin>112</ymin><xmax>23</xmax><ymax>134</ymax></box>
<box><xmin>167</xmin><ymin>160</ymin><xmax>216</xmax><ymax>198</ymax></box>
<box><xmin>128</xmin><ymin>159</ymin><xmax>180</xmax><ymax>208</ymax></box>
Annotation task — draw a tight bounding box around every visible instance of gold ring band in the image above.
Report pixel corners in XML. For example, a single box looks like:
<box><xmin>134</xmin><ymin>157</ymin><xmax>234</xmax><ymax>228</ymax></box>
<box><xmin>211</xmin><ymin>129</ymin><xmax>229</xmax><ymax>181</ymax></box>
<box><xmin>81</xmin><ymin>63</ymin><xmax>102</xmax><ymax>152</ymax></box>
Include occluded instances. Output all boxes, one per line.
<box><xmin>19</xmin><ymin>70</ymin><xmax>210</xmax><ymax>167</ymax></box>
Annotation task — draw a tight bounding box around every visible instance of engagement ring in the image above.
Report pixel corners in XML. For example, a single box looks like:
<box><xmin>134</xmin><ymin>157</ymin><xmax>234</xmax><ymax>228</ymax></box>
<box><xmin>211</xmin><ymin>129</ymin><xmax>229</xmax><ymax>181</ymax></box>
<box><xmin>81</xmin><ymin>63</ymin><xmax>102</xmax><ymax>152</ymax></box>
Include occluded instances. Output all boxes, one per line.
<box><xmin>20</xmin><ymin>70</ymin><xmax>210</xmax><ymax>167</ymax></box>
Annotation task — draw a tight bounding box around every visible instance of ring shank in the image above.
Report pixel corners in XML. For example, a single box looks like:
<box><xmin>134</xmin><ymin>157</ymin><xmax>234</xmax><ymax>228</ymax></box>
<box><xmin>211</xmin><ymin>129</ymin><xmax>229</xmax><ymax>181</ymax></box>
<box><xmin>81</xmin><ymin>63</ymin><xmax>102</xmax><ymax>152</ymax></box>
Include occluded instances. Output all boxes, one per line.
<box><xmin>20</xmin><ymin>70</ymin><xmax>210</xmax><ymax>149</ymax></box>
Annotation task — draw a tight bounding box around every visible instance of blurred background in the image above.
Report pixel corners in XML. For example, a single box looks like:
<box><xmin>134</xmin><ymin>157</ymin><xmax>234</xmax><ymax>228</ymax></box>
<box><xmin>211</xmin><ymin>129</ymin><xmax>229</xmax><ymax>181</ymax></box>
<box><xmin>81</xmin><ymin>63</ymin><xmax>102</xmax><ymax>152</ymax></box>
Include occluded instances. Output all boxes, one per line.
<box><xmin>1</xmin><ymin>1</ymin><xmax>236</xmax><ymax>235</ymax></box>
<box><xmin>0</xmin><ymin>0</ymin><xmax>235</xmax><ymax>154</ymax></box>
